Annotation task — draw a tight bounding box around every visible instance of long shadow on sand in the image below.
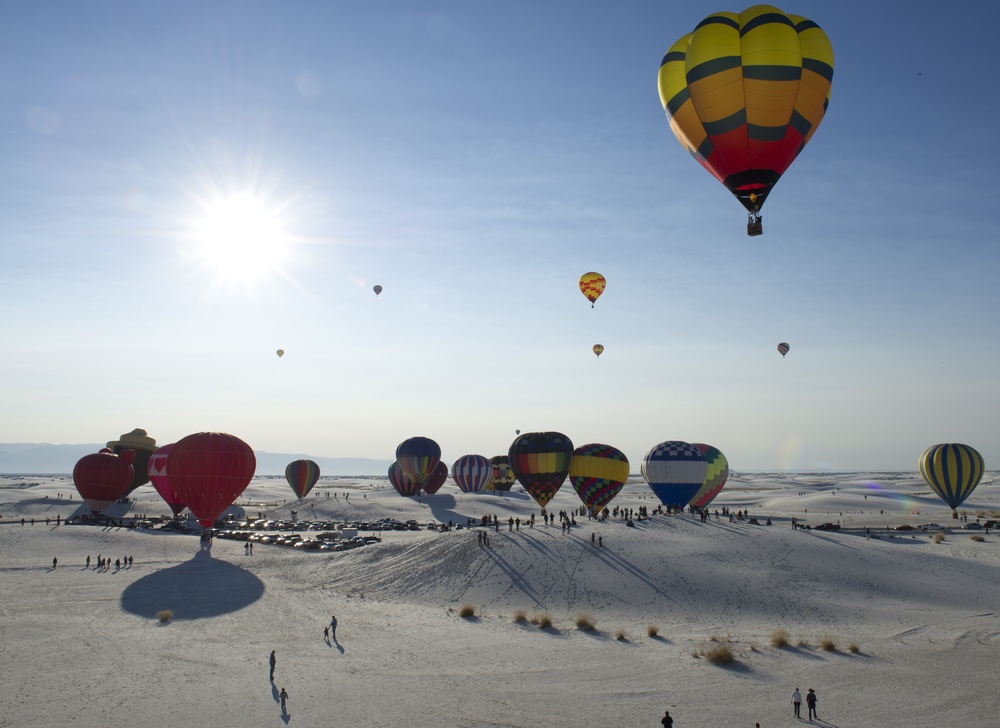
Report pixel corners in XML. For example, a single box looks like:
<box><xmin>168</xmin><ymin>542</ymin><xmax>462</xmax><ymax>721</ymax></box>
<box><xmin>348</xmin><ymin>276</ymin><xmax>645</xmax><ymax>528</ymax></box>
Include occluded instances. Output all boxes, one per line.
<box><xmin>120</xmin><ymin>551</ymin><xmax>264</xmax><ymax>620</ymax></box>
<box><xmin>424</xmin><ymin>491</ymin><xmax>533</xmax><ymax>526</ymax></box>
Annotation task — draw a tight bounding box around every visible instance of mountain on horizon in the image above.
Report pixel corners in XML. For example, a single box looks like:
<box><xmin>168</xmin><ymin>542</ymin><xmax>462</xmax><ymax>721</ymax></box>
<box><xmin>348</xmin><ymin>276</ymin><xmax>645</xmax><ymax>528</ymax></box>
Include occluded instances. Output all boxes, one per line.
<box><xmin>0</xmin><ymin>443</ymin><xmax>393</xmax><ymax>476</ymax></box>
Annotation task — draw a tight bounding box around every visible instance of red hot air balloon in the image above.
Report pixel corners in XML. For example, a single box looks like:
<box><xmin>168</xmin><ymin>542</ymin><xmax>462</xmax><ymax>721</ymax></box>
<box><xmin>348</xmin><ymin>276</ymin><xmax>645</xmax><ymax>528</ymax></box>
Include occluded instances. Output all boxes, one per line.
<box><xmin>285</xmin><ymin>459</ymin><xmax>320</xmax><ymax>499</ymax></box>
<box><xmin>74</xmin><ymin>448</ymin><xmax>135</xmax><ymax>516</ymax></box>
<box><xmin>388</xmin><ymin>461</ymin><xmax>421</xmax><ymax>497</ymax></box>
<box><xmin>395</xmin><ymin>436</ymin><xmax>441</xmax><ymax>486</ymax></box>
<box><xmin>422</xmin><ymin>461</ymin><xmax>449</xmax><ymax>494</ymax></box>
<box><xmin>167</xmin><ymin>433</ymin><xmax>256</xmax><ymax>528</ymax></box>
<box><xmin>147</xmin><ymin>443</ymin><xmax>186</xmax><ymax>516</ymax></box>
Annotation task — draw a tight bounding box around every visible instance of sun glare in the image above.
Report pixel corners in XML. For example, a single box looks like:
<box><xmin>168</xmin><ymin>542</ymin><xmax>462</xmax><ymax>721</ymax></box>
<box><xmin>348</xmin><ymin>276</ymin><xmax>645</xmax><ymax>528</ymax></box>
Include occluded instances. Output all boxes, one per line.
<box><xmin>189</xmin><ymin>192</ymin><xmax>289</xmax><ymax>285</ymax></box>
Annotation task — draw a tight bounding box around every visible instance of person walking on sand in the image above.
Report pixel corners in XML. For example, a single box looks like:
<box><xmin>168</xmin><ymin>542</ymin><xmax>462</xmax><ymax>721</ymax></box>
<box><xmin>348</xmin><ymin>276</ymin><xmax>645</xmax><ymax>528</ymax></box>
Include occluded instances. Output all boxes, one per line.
<box><xmin>806</xmin><ymin>688</ymin><xmax>817</xmax><ymax>720</ymax></box>
<box><xmin>53</xmin><ymin>557</ymin><xmax>57</xmax><ymax>569</ymax></box>
<box><xmin>330</xmin><ymin>615</ymin><xmax>338</xmax><ymax>640</ymax></box>
<box><xmin>324</xmin><ymin>626</ymin><xmax>329</xmax><ymax>640</ymax></box>
<box><xmin>279</xmin><ymin>687</ymin><xmax>288</xmax><ymax>711</ymax></box>
<box><xmin>791</xmin><ymin>688</ymin><xmax>802</xmax><ymax>718</ymax></box>
<box><xmin>661</xmin><ymin>709</ymin><xmax>673</xmax><ymax>727</ymax></box>
<box><xmin>269</xmin><ymin>650</ymin><xmax>276</xmax><ymax>681</ymax></box>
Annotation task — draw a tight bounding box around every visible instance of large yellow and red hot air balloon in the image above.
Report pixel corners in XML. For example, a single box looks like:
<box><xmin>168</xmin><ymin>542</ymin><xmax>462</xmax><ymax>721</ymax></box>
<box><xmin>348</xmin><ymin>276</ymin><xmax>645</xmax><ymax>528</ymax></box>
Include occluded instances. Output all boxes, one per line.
<box><xmin>658</xmin><ymin>5</ymin><xmax>834</xmax><ymax>235</ymax></box>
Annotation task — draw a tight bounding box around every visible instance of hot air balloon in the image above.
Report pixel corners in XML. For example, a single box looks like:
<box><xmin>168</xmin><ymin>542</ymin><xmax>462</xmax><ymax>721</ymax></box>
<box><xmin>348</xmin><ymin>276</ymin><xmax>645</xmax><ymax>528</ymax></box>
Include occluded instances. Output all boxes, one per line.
<box><xmin>593</xmin><ymin>344</ymin><xmax>604</xmax><ymax>358</ymax></box>
<box><xmin>147</xmin><ymin>443</ymin><xmax>186</xmax><ymax>516</ymax></box>
<box><xmin>569</xmin><ymin>443</ymin><xmax>629</xmax><ymax>512</ymax></box>
<box><xmin>641</xmin><ymin>441</ymin><xmax>707</xmax><ymax>509</ymax></box>
<box><xmin>579</xmin><ymin>272</ymin><xmax>606</xmax><ymax>308</ymax></box>
<box><xmin>73</xmin><ymin>448</ymin><xmax>135</xmax><ymax>516</ymax></box>
<box><xmin>918</xmin><ymin>443</ymin><xmax>985</xmax><ymax>511</ymax></box>
<box><xmin>689</xmin><ymin>444</ymin><xmax>730</xmax><ymax>509</ymax></box>
<box><xmin>395</xmin><ymin>436</ymin><xmax>441</xmax><ymax>486</ymax></box>
<box><xmin>509</xmin><ymin>432</ymin><xmax>574</xmax><ymax>508</ymax></box>
<box><xmin>489</xmin><ymin>456</ymin><xmax>516</xmax><ymax>492</ymax></box>
<box><xmin>373</xmin><ymin>285</ymin><xmax>383</xmax><ymax>296</ymax></box>
<box><xmin>276</xmin><ymin>349</ymin><xmax>284</xmax><ymax>358</ymax></box>
<box><xmin>515</xmin><ymin>429</ymin><xmax>520</xmax><ymax>435</ymax></box>
<box><xmin>777</xmin><ymin>342</ymin><xmax>790</xmax><ymax>357</ymax></box>
<box><xmin>658</xmin><ymin>5</ymin><xmax>834</xmax><ymax>235</ymax></box>
<box><xmin>388</xmin><ymin>461</ymin><xmax>420</xmax><ymax>497</ymax></box>
<box><xmin>285</xmin><ymin>459</ymin><xmax>320</xmax><ymax>499</ymax></box>
<box><xmin>167</xmin><ymin>432</ymin><xmax>256</xmax><ymax>528</ymax></box>
<box><xmin>423</xmin><ymin>461</ymin><xmax>449</xmax><ymax>494</ymax></box>
<box><xmin>452</xmin><ymin>455</ymin><xmax>493</xmax><ymax>493</ymax></box>
<box><xmin>108</xmin><ymin>428</ymin><xmax>157</xmax><ymax>496</ymax></box>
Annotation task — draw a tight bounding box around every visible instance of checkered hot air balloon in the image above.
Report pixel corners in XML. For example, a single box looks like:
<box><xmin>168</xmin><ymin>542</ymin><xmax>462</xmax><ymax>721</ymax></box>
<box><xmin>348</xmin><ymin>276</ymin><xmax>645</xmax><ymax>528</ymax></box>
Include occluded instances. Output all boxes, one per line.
<box><xmin>658</xmin><ymin>5</ymin><xmax>834</xmax><ymax>235</ymax></box>
<box><xmin>451</xmin><ymin>455</ymin><xmax>493</xmax><ymax>493</ymax></box>
<box><xmin>579</xmin><ymin>272</ymin><xmax>606</xmax><ymax>308</ymax></box>
<box><xmin>569</xmin><ymin>443</ymin><xmax>630</xmax><ymax>512</ymax></box>
<box><xmin>641</xmin><ymin>441</ymin><xmax>707</xmax><ymax>509</ymax></box>
<box><xmin>918</xmin><ymin>443</ymin><xmax>985</xmax><ymax>511</ymax></box>
<box><xmin>689</xmin><ymin>444</ymin><xmax>729</xmax><ymax>509</ymax></box>
<box><xmin>509</xmin><ymin>432</ymin><xmax>574</xmax><ymax>508</ymax></box>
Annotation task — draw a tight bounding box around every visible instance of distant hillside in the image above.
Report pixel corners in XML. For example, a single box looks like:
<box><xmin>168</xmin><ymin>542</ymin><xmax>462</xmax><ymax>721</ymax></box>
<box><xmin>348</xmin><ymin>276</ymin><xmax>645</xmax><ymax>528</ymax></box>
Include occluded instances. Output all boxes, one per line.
<box><xmin>0</xmin><ymin>443</ymin><xmax>392</xmax><ymax>476</ymax></box>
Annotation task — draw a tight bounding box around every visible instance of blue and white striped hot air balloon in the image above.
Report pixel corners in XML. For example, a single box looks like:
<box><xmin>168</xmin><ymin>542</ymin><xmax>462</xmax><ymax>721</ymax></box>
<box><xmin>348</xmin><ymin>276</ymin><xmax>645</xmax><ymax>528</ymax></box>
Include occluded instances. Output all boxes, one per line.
<box><xmin>641</xmin><ymin>441</ymin><xmax>707</xmax><ymax>509</ymax></box>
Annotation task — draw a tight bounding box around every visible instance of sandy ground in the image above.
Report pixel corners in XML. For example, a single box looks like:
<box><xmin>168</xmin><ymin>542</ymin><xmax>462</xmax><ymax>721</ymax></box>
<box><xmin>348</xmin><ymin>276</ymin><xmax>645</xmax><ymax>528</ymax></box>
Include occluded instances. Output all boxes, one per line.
<box><xmin>2</xmin><ymin>472</ymin><xmax>1000</xmax><ymax>727</ymax></box>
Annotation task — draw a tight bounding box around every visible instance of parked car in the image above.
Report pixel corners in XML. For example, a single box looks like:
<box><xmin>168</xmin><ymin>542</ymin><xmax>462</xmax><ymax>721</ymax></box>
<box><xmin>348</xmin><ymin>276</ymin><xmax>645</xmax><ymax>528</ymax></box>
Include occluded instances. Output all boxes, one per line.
<box><xmin>814</xmin><ymin>523</ymin><xmax>840</xmax><ymax>531</ymax></box>
<box><xmin>894</xmin><ymin>524</ymin><xmax>914</xmax><ymax>531</ymax></box>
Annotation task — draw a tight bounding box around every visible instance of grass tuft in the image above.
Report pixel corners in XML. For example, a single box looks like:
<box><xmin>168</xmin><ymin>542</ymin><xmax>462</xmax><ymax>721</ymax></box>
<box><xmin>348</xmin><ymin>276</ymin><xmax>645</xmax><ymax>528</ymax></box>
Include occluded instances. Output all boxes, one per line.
<box><xmin>819</xmin><ymin>635</ymin><xmax>837</xmax><ymax>651</ymax></box>
<box><xmin>934</xmin><ymin>533</ymin><xmax>945</xmax><ymax>543</ymax></box>
<box><xmin>971</xmin><ymin>535</ymin><xmax>985</xmax><ymax>542</ymax></box>
<box><xmin>458</xmin><ymin>604</ymin><xmax>475</xmax><ymax>618</ymax></box>
<box><xmin>848</xmin><ymin>642</ymin><xmax>860</xmax><ymax>653</ymax></box>
<box><xmin>574</xmin><ymin>613</ymin><xmax>597</xmax><ymax>631</ymax></box>
<box><xmin>704</xmin><ymin>642</ymin><xmax>735</xmax><ymax>665</ymax></box>
<box><xmin>615</xmin><ymin>628</ymin><xmax>627</xmax><ymax>641</ymax></box>
<box><xmin>512</xmin><ymin>609</ymin><xmax>528</xmax><ymax>623</ymax></box>
<box><xmin>156</xmin><ymin>610</ymin><xmax>173</xmax><ymax>624</ymax></box>
<box><xmin>770</xmin><ymin>628</ymin><xmax>789</xmax><ymax>647</ymax></box>
<box><xmin>531</xmin><ymin>612</ymin><xmax>554</xmax><ymax>629</ymax></box>
<box><xmin>646</xmin><ymin>624</ymin><xmax>660</xmax><ymax>638</ymax></box>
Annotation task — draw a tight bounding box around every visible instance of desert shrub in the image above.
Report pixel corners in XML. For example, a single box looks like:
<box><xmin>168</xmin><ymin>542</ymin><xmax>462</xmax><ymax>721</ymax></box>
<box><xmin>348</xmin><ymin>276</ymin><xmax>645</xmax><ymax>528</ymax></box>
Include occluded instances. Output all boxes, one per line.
<box><xmin>156</xmin><ymin>610</ymin><xmax>173</xmax><ymax>624</ymax></box>
<box><xmin>532</xmin><ymin>612</ymin><xmax>554</xmax><ymax>629</ymax></box>
<box><xmin>870</xmin><ymin>533</ymin><xmax>881</xmax><ymax>539</ymax></box>
<box><xmin>820</xmin><ymin>635</ymin><xmax>837</xmax><ymax>651</ymax></box>
<box><xmin>615</xmin><ymin>628</ymin><xmax>627</xmax><ymax>641</ymax></box>
<box><xmin>797</xmin><ymin>639</ymin><xmax>810</xmax><ymax>648</ymax></box>
<box><xmin>934</xmin><ymin>533</ymin><xmax>945</xmax><ymax>544</ymax></box>
<box><xmin>646</xmin><ymin>624</ymin><xmax>659</xmax><ymax>638</ymax></box>
<box><xmin>512</xmin><ymin>609</ymin><xmax>528</xmax><ymax>623</ymax></box>
<box><xmin>704</xmin><ymin>642</ymin><xmax>735</xmax><ymax>665</ymax></box>
<box><xmin>848</xmin><ymin>642</ymin><xmax>860</xmax><ymax>653</ymax></box>
<box><xmin>770</xmin><ymin>628</ymin><xmax>789</xmax><ymax>647</ymax></box>
<box><xmin>575</xmin><ymin>613</ymin><xmax>597</xmax><ymax>631</ymax></box>
<box><xmin>971</xmin><ymin>535</ymin><xmax>985</xmax><ymax>542</ymax></box>
<box><xmin>458</xmin><ymin>604</ymin><xmax>475</xmax><ymax>618</ymax></box>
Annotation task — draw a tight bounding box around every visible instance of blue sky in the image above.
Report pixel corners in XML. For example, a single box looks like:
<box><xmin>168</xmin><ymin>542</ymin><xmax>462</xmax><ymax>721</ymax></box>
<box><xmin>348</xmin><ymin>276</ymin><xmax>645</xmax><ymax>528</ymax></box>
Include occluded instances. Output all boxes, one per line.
<box><xmin>2</xmin><ymin>1</ymin><xmax>999</xmax><ymax>471</ymax></box>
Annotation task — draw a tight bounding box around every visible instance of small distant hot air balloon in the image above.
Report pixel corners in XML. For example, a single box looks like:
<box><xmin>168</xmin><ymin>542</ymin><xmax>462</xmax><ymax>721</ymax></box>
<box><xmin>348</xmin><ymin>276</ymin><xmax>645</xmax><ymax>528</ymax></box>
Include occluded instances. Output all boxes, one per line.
<box><xmin>423</xmin><ymin>461</ymin><xmax>449</xmax><ymax>494</ymax></box>
<box><xmin>641</xmin><ymin>440</ymin><xmax>707</xmax><ymax>509</ymax></box>
<box><xmin>147</xmin><ymin>443</ymin><xmax>185</xmax><ymax>516</ymax></box>
<box><xmin>285</xmin><ymin>459</ymin><xmax>320</xmax><ymax>499</ymax></box>
<box><xmin>918</xmin><ymin>443</ymin><xmax>985</xmax><ymax>511</ymax></box>
<box><xmin>276</xmin><ymin>349</ymin><xmax>284</xmax><ymax>358</ymax></box>
<box><xmin>73</xmin><ymin>448</ymin><xmax>135</xmax><ymax>516</ymax></box>
<box><xmin>388</xmin><ymin>461</ymin><xmax>420</xmax><ymax>497</ymax></box>
<box><xmin>777</xmin><ymin>342</ymin><xmax>790</xmax><ymax>358</ymax></box>
<box><xmin>452</xmin><ymin>455</ymin><xmax>493</xmax><ymax>493</ymax></box>
<box><xmin>167</xmin><ymin>432</ymin><xmax>256</xmax><ymax>528</ymax></box>
<box><xmin>593</xmin><ymin>344</ymin><xmax>604</xmax><ymax>358</ymax></box>
<box><xmin>373</xmin><ymin>285</ymin><xmax>383</xmax><ymax>296</ymax></box>
<box><xmin>689</xmin><ymin>444</ymin><xmax>729</xmax><ymax>509</ymax></box>
<box><xmin>396</xmin><ymin>436</ymin><xmax>441</xmax><ymax>486</ymax></box>
<box><xmin>579</xmin><ymin>272</ymin><xmax>606</xmax><ymax>308</ymax></box>
<box><xmin>509</xmin><ymin>431</ymin><xmax>574</xmax><ymax>508</ymax></box>
<box><xmin>569</xmin><ymin>443</ymin><xmax>629</xmax><ymax>512</ymax></box>
<box><xmin>515</xmin><ymin>429</ymin><xmax>520</xmax><ymax>436</ymax></box>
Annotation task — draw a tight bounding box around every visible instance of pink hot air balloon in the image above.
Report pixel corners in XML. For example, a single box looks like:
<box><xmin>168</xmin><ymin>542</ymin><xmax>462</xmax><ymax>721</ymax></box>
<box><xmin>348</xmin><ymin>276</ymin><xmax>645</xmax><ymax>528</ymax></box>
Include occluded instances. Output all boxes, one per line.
<box><xmin>73</xmin><ymin>448</ymin><xmax>135</xmax><ymax>516</ymax></box>
<box><xmin>167</xmin><ymin>432</ymin><xmax>256</xmax><ymax>528</ymax></box>
<box><xmin>147</xmin><ymin>443</ymin><xmax>185</xmax><ymax>516</ymax></box>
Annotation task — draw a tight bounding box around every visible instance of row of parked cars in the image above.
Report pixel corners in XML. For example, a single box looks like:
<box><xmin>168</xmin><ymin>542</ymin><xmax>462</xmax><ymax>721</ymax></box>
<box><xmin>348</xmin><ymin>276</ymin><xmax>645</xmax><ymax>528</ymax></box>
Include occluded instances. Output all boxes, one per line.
<box><xmin>214</xmin><ymin>530</ymin><xmax>382</xmax><ymax>551</ymax></box>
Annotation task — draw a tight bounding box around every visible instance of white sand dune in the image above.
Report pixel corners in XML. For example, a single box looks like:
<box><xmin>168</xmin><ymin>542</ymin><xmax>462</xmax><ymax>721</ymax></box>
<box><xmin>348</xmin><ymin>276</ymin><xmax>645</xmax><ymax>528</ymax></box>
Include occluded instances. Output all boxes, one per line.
<box><xmin>2</xmin><ymin>473</ymin><xmax>999</xmax><ymax>727</ymax></box>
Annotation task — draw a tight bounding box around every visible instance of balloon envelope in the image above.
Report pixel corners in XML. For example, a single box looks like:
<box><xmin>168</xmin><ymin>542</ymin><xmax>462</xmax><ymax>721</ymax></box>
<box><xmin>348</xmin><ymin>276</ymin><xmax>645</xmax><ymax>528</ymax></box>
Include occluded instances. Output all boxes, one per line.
<box><xmin>593</xmin><ymin>344</ymin><xmax>604</xmax><ymax>358</ymax></box>
<box><xmin>395</xmin><ymin>436</ymin><xmax>441</xmax><ymax>485</ymax></box>
<box><xmin>167</xmin><ymin>433</ymin><xmax>256</xmax><ymax>528</ymax></box>
<box><xmin>657</xmin><ymin>5</ymin><xmax>833</xmax><ymax>216</ymax></box>
<box><xmin>73</xmin><ymin>448</ymin><xmax>135</xmax><ymax>516</ymax></box>
<box><xmin>641</xmin><ymin>441</ymin><xmax>707</xmax><ymax>508</ymax></box>
<box><xmin>388</xmin><ymin>461</ymin><xmax>421</xmax><ymax>497</ymax></box>
<box><xmin>489</xmin><ymin>456</ymin><xmax>516</xmax><ymax>491</ymax></box>
<box><xmin>373</xmin><ymin>285</ymin><xmax>383</xmax><ymax>296</ymax></box>
<box><xmin>108</xmin><ymin>428</ymin><xmax>157</xmax><ymax>496</ymax></box>
<box><xmin>285</xmin><ymin>459</ymin><xmax>320</xmax><ymax>499</ymax></box>
<box><xmin>569</xmin><ymin>443</ymin><xmax>629</xmax><ymax>512</ymax></box>
<box><xmin>918</xmin><ymin>443</ymin><xmax>985</xmax><ymax>510</ymax></box>
<box><xmin>689</xmin><ymin>444</ymin><xmax>729</xmax><ymax>509</ymax></box>
<box><xmin>509</xmin><ymin>432</ymin><xmax>574</xmax><ymax>508</ymax></box>
<box><xmin>452</xmin><ymin>455</ymin><xmax>493</xmax><ymax>493</ymax></box>
<box><xmin>423</xmin><ymin>461</ymin><xmax>449</xmax><ymax>494</ymax></box>
<box><xmin>276</xmin><ymin>349</ymin><xmax>284</xmax><ymax>358</ymax></box>
<box><xmin>147</xmin><ymin>443</ymin><xmax>186</xmax><ymax>516</ymax></box>
<box><xmin>579</xmin><ymin>272</ymin><xmax>606</xmax><ymax>307</ymax></box>
<box><xmin>777</xmin><ymin>342</ymin><xmax>790</xmax><ymax>357</ymax></box>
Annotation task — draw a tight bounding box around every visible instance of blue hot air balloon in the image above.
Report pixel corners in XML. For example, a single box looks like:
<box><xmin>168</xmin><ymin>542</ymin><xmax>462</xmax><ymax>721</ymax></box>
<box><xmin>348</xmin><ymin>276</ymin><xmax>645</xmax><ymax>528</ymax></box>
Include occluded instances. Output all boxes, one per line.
<box><xmin>641</xmin><ymin>441</ymin><xmax>707</xmax><ymax>509</ymax></box>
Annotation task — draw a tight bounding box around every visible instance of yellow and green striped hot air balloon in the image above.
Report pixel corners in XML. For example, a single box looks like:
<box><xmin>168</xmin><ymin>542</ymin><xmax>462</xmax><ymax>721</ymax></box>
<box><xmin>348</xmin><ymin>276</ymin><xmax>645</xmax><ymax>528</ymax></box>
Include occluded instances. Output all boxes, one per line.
<box><xmin>918</xmin><ymin>443</ymin><xmax>985</xmax><ymax>511</ymax></box>
<box><xmin>569</xmin><ymin>443</ymin><xmax>630</xmax><ymax>512</ymax></box>
<box><xmin>658</xmin><ymin>4</ymin><xmax>834</xmax><ymax>235</ymax></box>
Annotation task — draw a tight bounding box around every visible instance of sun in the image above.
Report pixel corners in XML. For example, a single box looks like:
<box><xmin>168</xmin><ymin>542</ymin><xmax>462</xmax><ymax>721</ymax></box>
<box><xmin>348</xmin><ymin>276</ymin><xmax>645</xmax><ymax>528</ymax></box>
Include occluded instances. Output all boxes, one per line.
<box><xmin>187</xmin><ymin>192</ymin><xmax>290</xmax><ymax>286</ymax></box>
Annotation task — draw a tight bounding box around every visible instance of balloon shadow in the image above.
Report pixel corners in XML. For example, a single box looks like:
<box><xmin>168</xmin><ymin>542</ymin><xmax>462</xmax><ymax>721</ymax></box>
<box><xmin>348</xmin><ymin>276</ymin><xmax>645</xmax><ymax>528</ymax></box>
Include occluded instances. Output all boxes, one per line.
<box><xmin>120</xmin><ymin>551</ymin><xmax>264</xmax><ymax>620</ymax></box>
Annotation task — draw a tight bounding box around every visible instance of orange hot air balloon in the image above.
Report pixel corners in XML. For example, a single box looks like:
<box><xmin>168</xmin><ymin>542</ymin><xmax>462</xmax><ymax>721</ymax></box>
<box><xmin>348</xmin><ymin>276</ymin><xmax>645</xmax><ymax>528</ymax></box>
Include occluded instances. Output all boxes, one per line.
<box><xmin>579</xmin><ymin>272</ymin><xmax>606</xmax><ymax>308</ymax></box>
